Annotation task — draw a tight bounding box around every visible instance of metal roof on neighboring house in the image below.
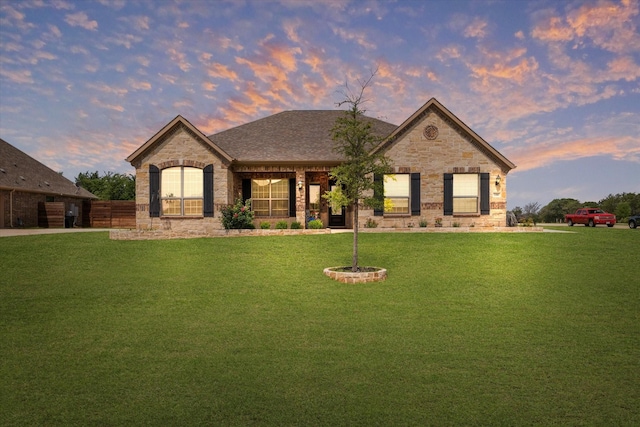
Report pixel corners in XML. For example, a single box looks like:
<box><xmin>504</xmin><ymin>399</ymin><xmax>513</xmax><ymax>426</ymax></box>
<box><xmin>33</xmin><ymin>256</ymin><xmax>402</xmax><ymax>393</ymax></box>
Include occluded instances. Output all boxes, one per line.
<box><xmin>207</xmin><ymin>110</ymin><xmax>399</xmax><ymax>163</ymax></box>
<box><xmin>0</xmin><ymin>138</ymin><xmax>97</xmax><ymax>199</ymax></box>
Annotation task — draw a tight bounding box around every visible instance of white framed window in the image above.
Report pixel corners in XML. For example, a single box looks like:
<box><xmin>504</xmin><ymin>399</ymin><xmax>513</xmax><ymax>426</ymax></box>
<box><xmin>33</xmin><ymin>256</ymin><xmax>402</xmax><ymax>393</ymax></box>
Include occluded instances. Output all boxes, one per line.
<box><xmin>161</xmin><ymin>166</ymin><xmax>203</xmax><ymax>216</ymax></box>
<box><xmin>384</xmin><ymin>174</ymin><xmax>410</xmax><ymax>214</ymax></box>
<box><xmin>252</xmin><ymin>179</ymin><xmax>289</xmax><ymax>217</ymax></box>
<box><xmin>453</xmin><ymin>174</ymin><xmax>479</xmax><ymax>214</ymax></box>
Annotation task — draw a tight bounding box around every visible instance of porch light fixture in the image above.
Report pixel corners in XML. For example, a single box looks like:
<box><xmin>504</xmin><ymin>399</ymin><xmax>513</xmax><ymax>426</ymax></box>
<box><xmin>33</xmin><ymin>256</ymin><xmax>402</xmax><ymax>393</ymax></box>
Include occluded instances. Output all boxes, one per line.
<box><xmin>495</xmin><ymin>175</ymin><xmax>501</xmax><ymax>186</ymax></box>
<box><xmin>297</xmin><ymin>180</ymin><xmax>303</xmax><ymax>190</ymax></box>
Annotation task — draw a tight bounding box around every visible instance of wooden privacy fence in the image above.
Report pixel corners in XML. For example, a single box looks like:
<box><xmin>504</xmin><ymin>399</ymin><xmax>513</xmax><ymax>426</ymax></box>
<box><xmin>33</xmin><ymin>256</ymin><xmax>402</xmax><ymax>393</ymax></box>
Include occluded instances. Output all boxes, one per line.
<box><xmin>83</xmin><ymin>200</ymin><xmax>136</xmax><ymax>228</ymax></box>
<box><xmin>38</xmin><ymin>202</ymin><xmax>65</xmax><ymax>228</ymax></box>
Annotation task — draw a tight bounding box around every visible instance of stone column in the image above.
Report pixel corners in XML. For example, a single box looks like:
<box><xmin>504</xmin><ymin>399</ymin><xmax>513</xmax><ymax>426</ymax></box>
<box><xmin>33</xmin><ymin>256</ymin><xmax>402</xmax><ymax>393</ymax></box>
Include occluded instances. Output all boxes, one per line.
<box><xmin>295</xmin><ymin>169</ymin><xmax>306</xmax><ymax>225</ymax></box>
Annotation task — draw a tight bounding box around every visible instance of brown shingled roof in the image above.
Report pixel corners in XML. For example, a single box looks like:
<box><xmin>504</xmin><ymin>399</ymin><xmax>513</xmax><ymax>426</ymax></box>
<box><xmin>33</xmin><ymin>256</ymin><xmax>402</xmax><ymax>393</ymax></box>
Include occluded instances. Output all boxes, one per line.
<box><xmin>0</xmin><ymin>138</ymin><xmax>97</xmax><ymax>199</ymax></box>
<box><xmin>208</xmin><ymin>110</ymin><xmax>398</xmax><ymax>163</ymax></box>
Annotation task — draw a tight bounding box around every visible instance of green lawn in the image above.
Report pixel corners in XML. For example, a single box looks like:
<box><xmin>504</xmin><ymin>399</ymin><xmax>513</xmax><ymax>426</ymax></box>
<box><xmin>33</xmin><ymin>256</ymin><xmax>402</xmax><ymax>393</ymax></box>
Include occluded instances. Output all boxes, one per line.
<box><xmin>1</xmin><ymin>228</ymin><xmax>638</xmax><ymax>425</ymax></box>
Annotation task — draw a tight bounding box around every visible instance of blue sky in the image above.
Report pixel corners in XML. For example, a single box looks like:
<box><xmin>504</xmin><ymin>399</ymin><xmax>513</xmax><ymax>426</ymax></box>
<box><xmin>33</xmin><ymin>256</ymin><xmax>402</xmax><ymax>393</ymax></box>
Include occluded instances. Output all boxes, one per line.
<box><xmin>1</xmin><ymin>0</ymin><xmax>638</xmax><ymax>209</ymax></box>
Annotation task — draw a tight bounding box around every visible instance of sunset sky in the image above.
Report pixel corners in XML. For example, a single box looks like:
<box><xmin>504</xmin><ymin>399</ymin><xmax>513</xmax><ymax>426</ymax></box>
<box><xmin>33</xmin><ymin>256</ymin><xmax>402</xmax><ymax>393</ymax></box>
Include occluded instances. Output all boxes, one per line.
<box><xmin>1</xmin><ymin>0</ymin><xmax>638</xmax><ymax>209</ymax></box>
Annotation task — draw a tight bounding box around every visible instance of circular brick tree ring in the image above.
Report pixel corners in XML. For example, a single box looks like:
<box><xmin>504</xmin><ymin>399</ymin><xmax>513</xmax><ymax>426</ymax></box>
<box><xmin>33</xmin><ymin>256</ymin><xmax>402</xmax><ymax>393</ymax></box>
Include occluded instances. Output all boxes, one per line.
<box><xmin>323</xmin><ymin>267</ymin><xmax>387</xmax><ymax>283</ymax></box>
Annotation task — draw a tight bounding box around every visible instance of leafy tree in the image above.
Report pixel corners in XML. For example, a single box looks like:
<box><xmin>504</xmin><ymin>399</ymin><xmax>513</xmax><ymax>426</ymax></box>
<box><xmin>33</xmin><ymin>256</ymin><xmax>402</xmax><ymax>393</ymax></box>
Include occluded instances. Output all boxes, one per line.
<box><xmin>324</xmin><ymin>72</ymin><xmax>393</xmax><ymax>272</ymax></box>
<box><xmin>538</xmin><ymin>193</ymin><xmax>640</xmax><ymax>223</ymax></box>
<box><xmin>76</xmin><ymin>171</ymin><xmax>135</xmax><ymax>200</ymax></box>
<box><xmin>599</xmin><ymin>192</ymin><xmax>640</xmax><ymax>215</ymax></box>
<box><xmin>522</xmin><ymin>202</ymin><xmax>541</xmax><ymax>222</ymax></box>
<box><xmin>538</xmin><ymin>198</ymin><xmax>581</xmax><ymax>223</ymax></box>
<box><xmin>511</xmin><ymin>206</ymin><xmax>523</xmax><ymax>222</ymax></box>
<box><xmin>615</xmin><ymin>201</ymin><xmax>631</xmax><ymax>221</ymax></box>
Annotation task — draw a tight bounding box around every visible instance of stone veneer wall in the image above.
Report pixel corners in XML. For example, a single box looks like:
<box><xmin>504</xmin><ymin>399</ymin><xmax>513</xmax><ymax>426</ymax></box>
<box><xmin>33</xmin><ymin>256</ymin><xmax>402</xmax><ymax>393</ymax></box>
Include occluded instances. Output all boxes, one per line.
<box><xmin>360</xmin><ymin>109</ymin><xmax>510</xmax><ymax>229</ymax></box>
<box><xmin>131</xmin><ymin>125</ymin><xmax>232</xmax><ymax>232</ymax></box>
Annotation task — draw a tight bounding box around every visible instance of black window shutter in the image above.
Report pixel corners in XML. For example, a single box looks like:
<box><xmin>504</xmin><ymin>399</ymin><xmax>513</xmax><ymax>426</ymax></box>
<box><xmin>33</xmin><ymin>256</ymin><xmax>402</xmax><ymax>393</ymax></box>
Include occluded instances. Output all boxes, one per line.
<box><xmin>203</xmin><ymin>164</ymin><xmax>214</xmax><ymax>217</ymax></box>
<box><xmin>480</xmin><ymin>173</ymin><xmax>490</xmax><ymax>215</ymax></box>
<box><xmin>149</xmin><ymin>165</ymin><xmax>160</xmax><ymax>217</ymax></box>
<box><xmin>242</xmin><ymin>179</ymin><xmax>251</xmax><ymax>204</ymax></box>
<box><xmin>411</xmin><ymin>173</ymin><xmax>421</xmax><ymax>216</ymax></box>
<box><xmin>373</xmin><ymin>173</ymin><xmax>383</xmax><ymax>216</ymax></box>
<box><xmin>443</xmin><ymin>173</ymin><xmax>453</xmax><ymax>216</ymax></box>
<box><xmin>289</xmin><ymin>178</ymin><xmax>296</xmax><ymax>217</ymax></box>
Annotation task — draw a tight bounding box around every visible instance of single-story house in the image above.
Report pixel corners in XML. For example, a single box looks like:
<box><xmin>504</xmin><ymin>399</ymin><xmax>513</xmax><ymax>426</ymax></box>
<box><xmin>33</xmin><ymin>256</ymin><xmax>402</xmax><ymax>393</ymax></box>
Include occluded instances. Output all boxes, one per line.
<box><xmin>0</xmin><ymin>138</ymin><xmax>97</xmax><ymax>228</ymax></box>
<box><xmin>126</xmin><ymin>98</ymin><xmax>516</xmax><ymax>233</ymax></box>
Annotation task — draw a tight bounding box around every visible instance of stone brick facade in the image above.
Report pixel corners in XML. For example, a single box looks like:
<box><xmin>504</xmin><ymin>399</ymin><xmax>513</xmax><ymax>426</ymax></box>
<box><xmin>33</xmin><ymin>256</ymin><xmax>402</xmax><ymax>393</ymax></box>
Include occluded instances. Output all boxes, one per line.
<box><xmin>127</xmin><ymin>99</ymin><xmax>515</xmax><ymax>235</ymax></box>
<box><xmin>129</xmin><ymin>124</ymin><xmax>233</xmax><ymax>231</ymax></box>
<box><xmin>360</xmin><ymin>109</ymin><xmax>509</xmax><ymax>228</ymax></box>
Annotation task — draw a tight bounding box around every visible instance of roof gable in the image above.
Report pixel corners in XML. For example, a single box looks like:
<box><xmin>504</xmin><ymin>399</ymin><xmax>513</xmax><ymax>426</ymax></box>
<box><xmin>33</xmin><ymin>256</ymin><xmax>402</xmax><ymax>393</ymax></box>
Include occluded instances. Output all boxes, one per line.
<box><xmin>373</xmin><ymin>98</ymin><xmax>516</xmax><ymax>171</ymax></box>
<box><xmin>126</xmin><ymin>115</ymin><xmax>233</xmax><ymax>165</ymax></box>
<box><xmin>0</xmin><ymin>138</ymin><xmax>97</xmax><ymax>198</ymax></box>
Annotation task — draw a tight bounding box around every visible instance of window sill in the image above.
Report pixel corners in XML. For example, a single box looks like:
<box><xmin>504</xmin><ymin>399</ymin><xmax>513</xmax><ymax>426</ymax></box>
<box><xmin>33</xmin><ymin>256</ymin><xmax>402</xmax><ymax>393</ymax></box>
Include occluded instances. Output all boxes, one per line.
<box><xmin>452</xmin><ymin>213</ymin><xmax>480</xmax><ymax>217</ymax></box>
<box><xmin>383</xmin><ymin>214</ymin><xmax>411</xmax><ymax>218</ymax></box>
<box><xmin>160</xmin><ymin>216</ymin><xmax>204</xmax><ymax>219</ymax></box>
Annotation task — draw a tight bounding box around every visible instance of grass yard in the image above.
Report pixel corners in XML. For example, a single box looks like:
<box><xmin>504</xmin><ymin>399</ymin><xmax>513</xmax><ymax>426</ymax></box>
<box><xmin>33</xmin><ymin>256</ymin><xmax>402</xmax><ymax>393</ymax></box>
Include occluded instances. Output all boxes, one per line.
<box><xmin>1</xmin><ymin>228</ymin><xmax>638</xmax><ymax>425</ymax></box>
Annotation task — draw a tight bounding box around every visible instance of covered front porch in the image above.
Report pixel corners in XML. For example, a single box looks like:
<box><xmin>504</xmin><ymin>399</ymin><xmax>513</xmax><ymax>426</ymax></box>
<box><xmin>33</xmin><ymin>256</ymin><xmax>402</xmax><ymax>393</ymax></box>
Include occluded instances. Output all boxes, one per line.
<box><xmin>234</xmin><ymin>167</ymin><xmax>352</xmax><ymax>229</ymax></box>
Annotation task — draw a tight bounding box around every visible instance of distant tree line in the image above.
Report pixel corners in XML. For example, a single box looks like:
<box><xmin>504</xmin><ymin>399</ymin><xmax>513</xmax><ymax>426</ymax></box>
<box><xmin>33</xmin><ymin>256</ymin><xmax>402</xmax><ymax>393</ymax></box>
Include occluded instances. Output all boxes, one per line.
<box><xmin>75</xmin><ymin>171</ymin><xmax>135</xmax><ymax>200</ymax></box>
<box><xmin>510</xmin><ymin>192</ymin><xmax>640</xmax><ymax>224</ymax></box>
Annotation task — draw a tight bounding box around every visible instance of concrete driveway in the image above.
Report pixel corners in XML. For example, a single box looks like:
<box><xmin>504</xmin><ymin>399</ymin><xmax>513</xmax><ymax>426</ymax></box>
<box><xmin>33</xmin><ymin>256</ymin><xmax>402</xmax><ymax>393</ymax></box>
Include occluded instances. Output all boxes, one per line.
<box><xmin>0</xmin><ymin>228</ymin><xmax>111</xmax><ymax>237</ymax></box>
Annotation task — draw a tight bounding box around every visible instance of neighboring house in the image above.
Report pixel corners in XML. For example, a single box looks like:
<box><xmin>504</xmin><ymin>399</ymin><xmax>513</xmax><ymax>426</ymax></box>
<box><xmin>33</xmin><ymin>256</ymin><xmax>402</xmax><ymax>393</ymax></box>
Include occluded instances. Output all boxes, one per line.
<box><xmin>126</xmin><ymin>98</ymin><xmax>516</xmax><ymax>233</ymax></box>
<box><xmin>0</xmin><ymin>138</ymin><xmax>97</xmax><ymax>228</ymax></box>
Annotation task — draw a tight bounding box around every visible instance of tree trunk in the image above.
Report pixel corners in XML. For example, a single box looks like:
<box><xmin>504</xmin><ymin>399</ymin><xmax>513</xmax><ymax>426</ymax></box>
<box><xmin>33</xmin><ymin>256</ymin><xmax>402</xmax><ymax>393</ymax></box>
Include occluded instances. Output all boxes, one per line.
<box><xmin>352</xmin><ymin>200</ymin><xmax>359</xmax><ymax>272</ymax></box>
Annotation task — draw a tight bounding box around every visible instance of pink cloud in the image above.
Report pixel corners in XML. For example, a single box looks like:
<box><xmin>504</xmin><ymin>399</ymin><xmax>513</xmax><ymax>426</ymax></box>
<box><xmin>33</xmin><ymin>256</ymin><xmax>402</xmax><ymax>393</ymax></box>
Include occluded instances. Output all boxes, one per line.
<box><xmin>331</xmin><ymin>26</ymin><xmax>376</xmax><ymax>50</ymax></box>
<box><xmin>198</xmin><ymin>117</ymin><xmax>230</xmax><ymax>135</ymax></box>
<box><xmin>436</xmin><ymin>45</ymin><xmax>463</xmax><ymax>62</ymax></box>
<box><xmin>133</xmin><ymin>16</ymin><xmax>150</xmax><ymax>31</ymax></box>
<box><xmin>532</xmin><ymin>0</ymin><xmax>640</xmax><ymax>53</ymax></box>
<box><xmin>283</xmin><ymin>18</ymin><xmax>302</xmax><ymax>43</ymax></box>
<box><xmin>0</xmin><ymin>68</ymin><xmax>34</xmax><ymax>84</ymax></box>
<box><xmin>86</xmin><ymin>82</ymin><xmax>128</xmax><ymax>96</ymax></box>
<box><xmin>158</xmin><ymin>73</ymin><xmax>178</xmax><ymax>84</ymax></box>
<box><xmin>23</xmin><ymin>50</ymin><xmax>57</xmax><ymax>65</ymax></box>
<box><xmin>107</xmin><ymin>33</ymin><xmax>142</xmax><ymax>49</ymax></box>
<box><xmin>65</xmin><ymin>12</ymin><xmax>98</xmax><ymax>31</ymax></box>
<box><xmin>173</xmin><ymin>99</ymin><xmax>193</xmax><ymax>110</ymax></box>
<box><xmin>128</xmin><ymin>78</ymin><xmax>151</xmax><ymax>91</ymax></box>
<box><xmin>531</xmin><ymin>15</ymin><xmax>574</xmax><ymax>42</ymax></box>
<box><xmin>219</xmin><ymin>36</ymin><xmax>243</xmax><ymax>51</ymax></box>
<box><xmin>0</xmin><ymin>4</ymin><xmax>34</xmax><ymax>31</ymax></box>
<box><xmin>605</xmin><ymin>55</ymin><xmax>640</xmax><ymax>81</ymax></box>
<box><xmin>135</xmin><ymin>56</ymin><xmax>150</xmax><ymax>67</ymax></box>
<box><xmin>202</xmin><ymin>82</ymin><xmax>217</xmax><ymax>91</ymax></box>
<box><xmin>91</xmin><ymin>97</ymin><xmax>125</xmax><ymax>112</ymax></box>
<box><xmin>234</xmin><ymin>39</ymin><xmax>304</xmax><ymax>104</ymax></box>
<box><xmin>206</xmin><ymin>62</ymin><xmax>239</xmax><ymax>81</ymax></box>
<box><xmin>166</xmin><ymin>47</ymin><xmax>190</xmax><ymax>72</ymax></box>
<box><xmin>49</xmin><ymin>24</ymin><xmax>62</xmax><ymax>38</ymax></box>
<box><xmin>464</xmin><ymin>17</ymin><xmax>489</xmax><ymax>39</ymax></box>
<box><xmin>505</xmin><ymin>135</ymin><xmax>640</xmax><ymax>172</ymax></box>
<box><xmin>471</xmin><ymin>55</ymin><xmax>539</xmax><ymax>84</ymax></box>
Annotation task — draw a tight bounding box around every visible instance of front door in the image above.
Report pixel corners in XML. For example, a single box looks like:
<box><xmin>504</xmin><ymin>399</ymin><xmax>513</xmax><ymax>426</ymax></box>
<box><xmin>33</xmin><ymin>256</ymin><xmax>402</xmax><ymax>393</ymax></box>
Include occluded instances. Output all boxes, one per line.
<box><xmin>328</xmin><ymin>183</ymin><xmax>346</xmax><ymax>227</ymax></box>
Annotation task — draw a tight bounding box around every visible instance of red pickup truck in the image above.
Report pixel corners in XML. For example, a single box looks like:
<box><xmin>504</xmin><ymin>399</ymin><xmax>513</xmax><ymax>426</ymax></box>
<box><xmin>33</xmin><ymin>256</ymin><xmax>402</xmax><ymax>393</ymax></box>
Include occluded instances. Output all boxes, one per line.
<box><xmin>565</xmin><ymin>208</ymin><xmax>616</xmax><ymax>227</ymax></box>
